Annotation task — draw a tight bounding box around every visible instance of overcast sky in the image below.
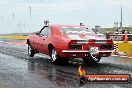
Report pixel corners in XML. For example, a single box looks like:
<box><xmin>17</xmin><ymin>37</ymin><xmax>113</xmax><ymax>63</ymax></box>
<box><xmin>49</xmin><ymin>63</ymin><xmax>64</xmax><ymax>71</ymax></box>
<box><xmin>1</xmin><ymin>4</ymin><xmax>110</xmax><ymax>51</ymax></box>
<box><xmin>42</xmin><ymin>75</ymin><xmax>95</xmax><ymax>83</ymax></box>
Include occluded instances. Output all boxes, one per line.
<box><xmin>0</xmin><ymin>0</ymin><xmax>132</xmax><ymax>34</ymax></box>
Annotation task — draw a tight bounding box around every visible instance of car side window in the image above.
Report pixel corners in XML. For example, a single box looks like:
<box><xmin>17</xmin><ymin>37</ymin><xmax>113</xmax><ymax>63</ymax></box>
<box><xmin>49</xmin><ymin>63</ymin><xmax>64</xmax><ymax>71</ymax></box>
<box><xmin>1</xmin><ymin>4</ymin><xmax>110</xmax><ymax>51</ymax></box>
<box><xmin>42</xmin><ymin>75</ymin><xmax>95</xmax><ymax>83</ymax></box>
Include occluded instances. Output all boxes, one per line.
<box><xmin>40</xmin><ymin>27</ymin><xmax>51</xmax><ymax>36</ymax></box>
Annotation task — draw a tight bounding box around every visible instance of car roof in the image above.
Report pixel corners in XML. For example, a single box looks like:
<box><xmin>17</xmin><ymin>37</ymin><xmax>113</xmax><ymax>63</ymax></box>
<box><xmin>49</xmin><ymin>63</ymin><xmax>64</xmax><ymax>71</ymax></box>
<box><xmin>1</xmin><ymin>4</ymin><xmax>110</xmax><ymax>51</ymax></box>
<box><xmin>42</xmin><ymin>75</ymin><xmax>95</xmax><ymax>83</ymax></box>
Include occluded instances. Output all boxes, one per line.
<box><xmin>49</xmin><ymin>24</ymin><xmax>84</xmax><ymax>28</ymax></box>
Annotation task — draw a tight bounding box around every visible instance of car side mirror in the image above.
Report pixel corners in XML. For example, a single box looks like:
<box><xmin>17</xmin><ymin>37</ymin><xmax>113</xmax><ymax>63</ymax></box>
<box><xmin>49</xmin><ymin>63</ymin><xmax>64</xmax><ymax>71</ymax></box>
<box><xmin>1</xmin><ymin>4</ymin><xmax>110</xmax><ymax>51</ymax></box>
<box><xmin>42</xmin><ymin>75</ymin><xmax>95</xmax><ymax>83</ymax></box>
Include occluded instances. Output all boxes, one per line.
<box><xmin>36</xmin><ymin>32</ymin><xmax>40</xmax><ymax>35</ymax></box>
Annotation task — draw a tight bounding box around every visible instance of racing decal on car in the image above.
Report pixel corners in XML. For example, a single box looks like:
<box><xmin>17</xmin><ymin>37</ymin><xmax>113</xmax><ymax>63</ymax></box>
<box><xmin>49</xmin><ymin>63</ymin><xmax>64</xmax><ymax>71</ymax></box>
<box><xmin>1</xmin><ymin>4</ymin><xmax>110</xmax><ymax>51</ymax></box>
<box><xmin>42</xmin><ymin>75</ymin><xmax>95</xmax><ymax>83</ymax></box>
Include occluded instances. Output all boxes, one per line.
<box><xmin>66</xmin><ymin>31</ymin><xmax>91</xmax><ymax>34</ymax></box>
<box><xmin>67</xmin><ymin>34</ymin><xmax>85</xmax><ymax>40</ymax></box>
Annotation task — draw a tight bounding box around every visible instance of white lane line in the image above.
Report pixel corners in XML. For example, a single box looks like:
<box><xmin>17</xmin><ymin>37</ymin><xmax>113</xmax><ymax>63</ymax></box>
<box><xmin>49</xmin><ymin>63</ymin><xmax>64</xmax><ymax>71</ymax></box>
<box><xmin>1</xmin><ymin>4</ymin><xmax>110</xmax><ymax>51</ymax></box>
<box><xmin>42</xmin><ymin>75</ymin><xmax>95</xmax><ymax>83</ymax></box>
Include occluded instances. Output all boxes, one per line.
<box><xmin>111</xmin><ymin>55</ymin><xmax>119</xmax><ymax>56</ymax></box>
<box><xmin>120</xmin><ymin>56</ymin><xmax>128</xmax><ymax>57</ymax></box>
<box><xmin>0</xmin><ymin>41</ymin><xmax>4</xmax><ymax>43</ymax></box>
<box><xmin>111</xmin><ymin>54</ymin><xmax>132</xmax><ymax>59</ymax></box>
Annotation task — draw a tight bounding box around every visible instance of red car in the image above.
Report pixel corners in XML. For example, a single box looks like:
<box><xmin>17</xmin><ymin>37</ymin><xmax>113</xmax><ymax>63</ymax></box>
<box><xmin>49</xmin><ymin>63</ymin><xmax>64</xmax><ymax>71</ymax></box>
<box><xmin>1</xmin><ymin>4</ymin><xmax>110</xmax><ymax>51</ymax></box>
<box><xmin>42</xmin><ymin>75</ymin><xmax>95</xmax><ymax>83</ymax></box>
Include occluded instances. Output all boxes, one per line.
<box><xmin>27</xmin><ymin>24</ymin><xmax>114</xmax><ymax>65</ymax></box>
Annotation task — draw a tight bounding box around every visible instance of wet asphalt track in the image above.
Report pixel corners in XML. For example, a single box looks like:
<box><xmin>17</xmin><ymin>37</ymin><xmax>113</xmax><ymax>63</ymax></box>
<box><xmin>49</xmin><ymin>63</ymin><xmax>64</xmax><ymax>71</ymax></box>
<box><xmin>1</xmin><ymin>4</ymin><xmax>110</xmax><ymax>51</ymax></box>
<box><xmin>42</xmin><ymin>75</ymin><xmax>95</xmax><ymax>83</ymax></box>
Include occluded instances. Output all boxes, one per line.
<box><xmin>0</xmin><ymin>38</ymin><xmax>132</xmax><ymax>88</ymax></box>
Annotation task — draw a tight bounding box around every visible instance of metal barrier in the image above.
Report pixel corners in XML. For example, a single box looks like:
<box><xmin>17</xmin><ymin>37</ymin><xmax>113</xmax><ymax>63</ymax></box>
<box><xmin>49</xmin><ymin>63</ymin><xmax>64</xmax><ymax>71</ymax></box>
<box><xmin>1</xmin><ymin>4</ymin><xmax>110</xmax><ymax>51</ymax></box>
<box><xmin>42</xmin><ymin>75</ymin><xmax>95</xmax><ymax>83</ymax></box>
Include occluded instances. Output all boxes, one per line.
<box><xmin>108</xmin><ymin>34</ymin><xmax>132</xmax><ymax>57</ymax></box>
<box><xmin>118</xmin><ymin>42</ymin><xmax>132</xmax><ymax>57</ymax></box>
<box><xmin>107</xmin><ymin>34</ymin><xmax>132</xmax><ymax>41</ymax></box>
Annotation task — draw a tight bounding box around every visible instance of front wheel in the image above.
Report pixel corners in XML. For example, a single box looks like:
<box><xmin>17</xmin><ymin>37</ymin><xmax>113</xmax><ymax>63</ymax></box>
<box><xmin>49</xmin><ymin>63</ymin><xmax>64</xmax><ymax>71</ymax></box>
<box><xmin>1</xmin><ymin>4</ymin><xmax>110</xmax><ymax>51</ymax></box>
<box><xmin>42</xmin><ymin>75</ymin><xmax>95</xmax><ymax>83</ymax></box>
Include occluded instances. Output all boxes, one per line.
<box><xmin>28</xmin><ymin>44</ymin><xmax>35</xmax><ymax>57</ymax></box>
<box><xmin>82</xmin><ymin>57</ymin><xmax>101</xmax><ymax>65</ymax></box>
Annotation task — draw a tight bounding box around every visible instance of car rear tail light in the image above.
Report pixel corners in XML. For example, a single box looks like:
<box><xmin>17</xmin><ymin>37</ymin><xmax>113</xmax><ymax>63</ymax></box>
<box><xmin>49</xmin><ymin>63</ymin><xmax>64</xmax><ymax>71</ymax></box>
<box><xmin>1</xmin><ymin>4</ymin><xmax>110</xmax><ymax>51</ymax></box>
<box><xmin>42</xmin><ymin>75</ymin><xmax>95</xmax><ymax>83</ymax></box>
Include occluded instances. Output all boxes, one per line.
<box><xmin>69</xmin><ymin>40</ymin><xmax>77</xmax><ymax>45</ymax></box>
<box><xmin>69</xmin><ymin>40</ymin><xmax>88</xmax><ymax>45</ymax></box>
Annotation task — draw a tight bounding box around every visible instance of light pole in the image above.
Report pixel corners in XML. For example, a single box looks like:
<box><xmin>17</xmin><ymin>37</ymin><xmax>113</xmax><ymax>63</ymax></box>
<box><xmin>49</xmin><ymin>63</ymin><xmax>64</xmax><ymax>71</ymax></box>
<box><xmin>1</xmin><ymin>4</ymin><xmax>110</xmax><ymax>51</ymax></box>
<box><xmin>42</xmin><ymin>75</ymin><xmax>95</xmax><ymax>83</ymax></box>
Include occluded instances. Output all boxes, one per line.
<box><xmin>120</xmin><ymin>4</ymin><xmax>122</xmax><ymax>29</ymax></box>
<box><xmin>29</xmin><ymin>6</ymin><xmax>31</xmax><ymax>18</ymax></box>
<box><xmin>29</xmin><ymin>6</ymin><xmax>32</xmax><ymax>33</ymax></box>
<box><xmin>13</xmin><ymin>12</ymin><xmax>14</xmax><ymax>20</ymax></box>
<box><xmin>12</xmin><ymin>12</ymin><xmax>15</xmax><ymax>34</ymax></box>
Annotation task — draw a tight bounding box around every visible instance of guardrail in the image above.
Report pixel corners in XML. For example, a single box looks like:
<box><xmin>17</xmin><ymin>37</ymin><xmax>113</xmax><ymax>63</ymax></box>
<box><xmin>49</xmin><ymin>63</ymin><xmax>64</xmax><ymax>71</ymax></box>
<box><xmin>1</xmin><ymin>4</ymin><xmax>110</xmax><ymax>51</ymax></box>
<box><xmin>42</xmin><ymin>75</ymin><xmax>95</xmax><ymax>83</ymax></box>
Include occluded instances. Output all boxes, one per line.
<box><xmin>107</xmin><ymin>34</ymin><xmax>132</xmax><ymax>41</ymax></box>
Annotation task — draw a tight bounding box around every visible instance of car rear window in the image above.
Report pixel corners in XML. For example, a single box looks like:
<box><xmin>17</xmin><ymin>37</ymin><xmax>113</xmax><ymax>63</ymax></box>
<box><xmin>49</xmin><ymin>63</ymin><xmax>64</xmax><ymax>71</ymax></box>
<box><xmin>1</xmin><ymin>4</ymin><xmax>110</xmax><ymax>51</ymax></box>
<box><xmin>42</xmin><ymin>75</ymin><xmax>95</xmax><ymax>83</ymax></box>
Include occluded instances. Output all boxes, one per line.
<box><xmin>61</xmin><ymin>27</ymin><xmax>95</xmax><ymax>35</ymax></box>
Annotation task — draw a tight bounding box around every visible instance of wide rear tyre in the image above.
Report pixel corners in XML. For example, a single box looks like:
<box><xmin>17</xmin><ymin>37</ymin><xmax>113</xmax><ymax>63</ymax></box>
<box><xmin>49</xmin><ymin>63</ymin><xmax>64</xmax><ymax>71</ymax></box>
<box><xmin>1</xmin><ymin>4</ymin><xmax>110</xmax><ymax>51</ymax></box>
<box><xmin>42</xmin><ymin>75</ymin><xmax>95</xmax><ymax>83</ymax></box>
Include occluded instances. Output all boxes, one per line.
<box><xmin>82</xmin><ymin>57</ymin><xmax>101</xmax><ymax>65</ymax></box>
<box><xmin>28</xmin><ymin>44</ymin><xmax>35</xmax><ymax>57</ymax></box>
<box><xmin>50</xmin><ymin>48</ymin><xmax>69</xmax><ymax>65</ymax></box>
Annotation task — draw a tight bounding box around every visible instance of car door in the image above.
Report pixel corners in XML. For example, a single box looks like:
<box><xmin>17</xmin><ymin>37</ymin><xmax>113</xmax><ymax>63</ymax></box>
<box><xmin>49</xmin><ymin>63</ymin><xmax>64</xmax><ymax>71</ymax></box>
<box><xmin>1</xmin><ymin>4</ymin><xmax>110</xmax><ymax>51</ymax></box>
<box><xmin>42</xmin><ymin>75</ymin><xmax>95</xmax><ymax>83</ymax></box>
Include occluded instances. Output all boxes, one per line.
<box><xmin>39</xmin><ymin>27</ymin><xmax>51</xmax><ymax>53</ymax></box>
<box><xmin>32</xmin><ymin>27</ymin><xmax>45</xmax><ymax>51</ymax></box>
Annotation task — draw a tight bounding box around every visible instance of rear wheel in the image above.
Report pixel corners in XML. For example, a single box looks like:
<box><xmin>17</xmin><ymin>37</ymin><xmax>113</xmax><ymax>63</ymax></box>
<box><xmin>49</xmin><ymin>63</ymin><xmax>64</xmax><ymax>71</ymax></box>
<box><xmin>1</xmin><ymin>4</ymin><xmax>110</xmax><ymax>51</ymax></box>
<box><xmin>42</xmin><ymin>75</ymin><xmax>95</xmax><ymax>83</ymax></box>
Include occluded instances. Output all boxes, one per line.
<box><xmin>28</xmin><ymin>44</ymin><xmax>35</xmax><ymax>57</ymax></box>
<box><xmin>83</xmin><ymin>57</ymin><xmax>101</xmax><ymax>65</ymax></box>
<box><xmin>51</xmin><ymin>48</ymin><xmax>57</xmax><ymax>62</ymax></box>
<box><xmin>50</xmin><ymin>48</ymin><xmax>69</xmax><ymax>65</ymax></box>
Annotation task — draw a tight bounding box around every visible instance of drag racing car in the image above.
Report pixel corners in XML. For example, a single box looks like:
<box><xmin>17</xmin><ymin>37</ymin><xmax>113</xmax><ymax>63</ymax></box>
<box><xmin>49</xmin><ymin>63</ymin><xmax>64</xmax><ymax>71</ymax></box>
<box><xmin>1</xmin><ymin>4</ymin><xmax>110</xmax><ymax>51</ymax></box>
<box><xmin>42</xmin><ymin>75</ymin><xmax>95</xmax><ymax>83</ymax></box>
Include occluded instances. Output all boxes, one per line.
<box><xmin>27</xmin><ymin>23</ymin><xmax>114</xmax><ymax>65</ymax></box>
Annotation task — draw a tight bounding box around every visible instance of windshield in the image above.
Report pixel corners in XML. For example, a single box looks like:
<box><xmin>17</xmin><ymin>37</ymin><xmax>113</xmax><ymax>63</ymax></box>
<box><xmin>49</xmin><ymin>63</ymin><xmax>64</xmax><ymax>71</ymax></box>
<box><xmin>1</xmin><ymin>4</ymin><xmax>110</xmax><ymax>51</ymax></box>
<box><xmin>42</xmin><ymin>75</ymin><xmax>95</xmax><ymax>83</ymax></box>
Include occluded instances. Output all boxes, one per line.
<box><xmin>61</xmin><ymin>27</ymin><xmax>95</xmax><ymax>35</ymax></box>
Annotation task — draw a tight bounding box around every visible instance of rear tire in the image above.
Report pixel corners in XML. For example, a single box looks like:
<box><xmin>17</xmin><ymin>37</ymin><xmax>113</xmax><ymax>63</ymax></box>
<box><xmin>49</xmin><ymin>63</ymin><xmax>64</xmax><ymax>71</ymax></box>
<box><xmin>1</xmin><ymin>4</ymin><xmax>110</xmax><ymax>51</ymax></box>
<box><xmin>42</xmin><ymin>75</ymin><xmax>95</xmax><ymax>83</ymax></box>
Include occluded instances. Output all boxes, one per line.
<box><xmin>50</xmin><ymin>48</ymin><xmax>69</xmax><ymax>65</ymax></box>
<box><xmin>83</xmin><ymin>57</ymin><xmax>101</xmax><ymax>65</ymax></box>
<box><xmin>50</xmin><ymin>48</ymin><xmax>60</xmax><ymax>64</ymax></box>
<box><xmin>28</xmin><ymin>44</ymin><xmax>35</xmax><ymax>57</ymax></box>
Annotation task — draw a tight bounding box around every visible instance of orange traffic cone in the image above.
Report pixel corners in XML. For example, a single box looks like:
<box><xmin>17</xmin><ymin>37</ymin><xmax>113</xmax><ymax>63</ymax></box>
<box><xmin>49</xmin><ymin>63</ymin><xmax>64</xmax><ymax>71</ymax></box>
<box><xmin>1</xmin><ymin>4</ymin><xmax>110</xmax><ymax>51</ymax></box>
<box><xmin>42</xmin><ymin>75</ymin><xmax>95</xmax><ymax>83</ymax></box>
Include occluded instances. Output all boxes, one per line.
<box><xmin>124</xmin><ymin>31</ymin><xmax>128</xmax><ymax>43</ymax></box>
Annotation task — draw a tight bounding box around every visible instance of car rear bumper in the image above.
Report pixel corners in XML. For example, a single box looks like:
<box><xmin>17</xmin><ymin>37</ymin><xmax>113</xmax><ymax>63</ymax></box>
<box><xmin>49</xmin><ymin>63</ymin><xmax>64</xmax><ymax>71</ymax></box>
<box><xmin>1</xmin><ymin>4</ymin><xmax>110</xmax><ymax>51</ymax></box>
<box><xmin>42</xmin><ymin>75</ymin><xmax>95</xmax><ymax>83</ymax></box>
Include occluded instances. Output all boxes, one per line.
<box><xmin>62</xmin><ymin>50</ymin><xmax>114</xmax><ymax>53</ymax></box>
<box><xmin>60</xmin><ymin>50</ymin><xmax>113</xmax><ymax>58</ymax></box>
